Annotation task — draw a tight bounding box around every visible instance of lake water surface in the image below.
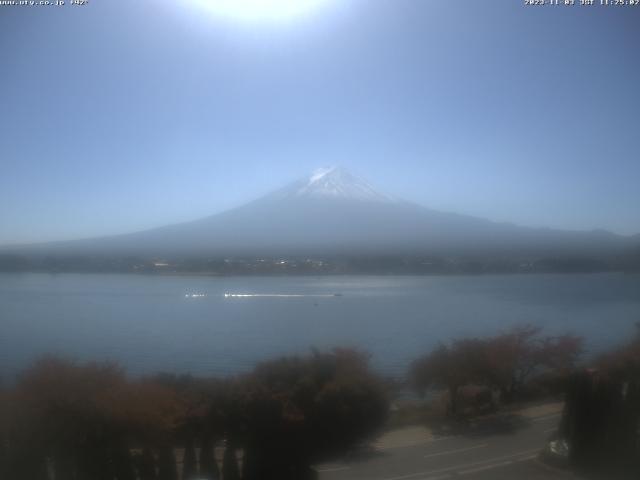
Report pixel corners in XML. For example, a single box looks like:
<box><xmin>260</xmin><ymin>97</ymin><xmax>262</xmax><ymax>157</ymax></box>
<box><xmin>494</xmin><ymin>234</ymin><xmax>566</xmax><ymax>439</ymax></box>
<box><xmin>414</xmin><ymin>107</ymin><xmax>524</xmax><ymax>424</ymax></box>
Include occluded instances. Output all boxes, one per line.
<box><xmin>1</xmin><ymin>273</ymin><xmax>639</xmax><ymax>380</ymax></box>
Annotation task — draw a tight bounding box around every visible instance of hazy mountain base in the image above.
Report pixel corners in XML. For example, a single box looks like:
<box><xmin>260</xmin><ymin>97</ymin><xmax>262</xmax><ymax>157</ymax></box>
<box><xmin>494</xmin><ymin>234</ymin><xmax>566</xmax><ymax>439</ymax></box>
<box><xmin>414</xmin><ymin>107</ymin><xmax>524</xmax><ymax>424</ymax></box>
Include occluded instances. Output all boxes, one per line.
<box><xmin>3</xmin><ymin>169</ymin><xmax>639</xmax><ymax>271</ymax></box>
<box><xmin>4</xmin><ymin>198</ymin><xmax>638</xmax><ymax>258</ymax></box>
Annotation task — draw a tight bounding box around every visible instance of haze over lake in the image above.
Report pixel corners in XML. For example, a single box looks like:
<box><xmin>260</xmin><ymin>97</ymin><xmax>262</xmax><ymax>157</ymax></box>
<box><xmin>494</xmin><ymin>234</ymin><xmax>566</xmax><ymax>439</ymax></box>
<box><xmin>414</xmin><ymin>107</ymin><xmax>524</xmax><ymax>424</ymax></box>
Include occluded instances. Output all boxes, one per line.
<box><xmin>2</xmin><ymin>272</ymin><xmax>639</xmax><ymax>380</ymax></box>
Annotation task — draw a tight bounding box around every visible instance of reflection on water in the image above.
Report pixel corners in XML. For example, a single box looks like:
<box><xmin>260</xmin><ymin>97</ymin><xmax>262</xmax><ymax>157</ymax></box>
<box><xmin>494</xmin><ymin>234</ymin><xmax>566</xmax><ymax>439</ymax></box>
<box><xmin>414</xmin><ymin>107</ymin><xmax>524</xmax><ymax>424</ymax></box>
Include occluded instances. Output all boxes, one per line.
<box><xmin>1</xmin><ymin>273</ymin><xmax>639</xmax><ymax>380</ymax></box>
<box><xmin>223</xmin><ymin>293</ymin><xmax>339</xmax><ymax>298</ymax></box>
<box><xmin>185</xmin><ymin>293</ymin><xmax>341</xmax><ymax>298</ymax></box>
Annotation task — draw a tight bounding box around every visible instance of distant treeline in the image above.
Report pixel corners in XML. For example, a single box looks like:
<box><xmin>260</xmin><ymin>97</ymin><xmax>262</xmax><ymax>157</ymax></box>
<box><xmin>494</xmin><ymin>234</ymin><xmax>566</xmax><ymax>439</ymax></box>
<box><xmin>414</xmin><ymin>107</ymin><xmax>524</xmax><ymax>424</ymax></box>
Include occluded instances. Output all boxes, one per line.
<box><xmin>1</xmin><ymin>252</ymin><xmax>638</xmax><ymax>275</ymax></box>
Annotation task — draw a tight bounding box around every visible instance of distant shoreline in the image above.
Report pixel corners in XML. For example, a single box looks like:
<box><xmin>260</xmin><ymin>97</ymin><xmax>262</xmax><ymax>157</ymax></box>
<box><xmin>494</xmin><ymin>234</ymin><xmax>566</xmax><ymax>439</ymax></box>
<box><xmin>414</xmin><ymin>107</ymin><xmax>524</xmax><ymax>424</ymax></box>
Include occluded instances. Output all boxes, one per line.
<box><xmin>1</xmin><ymin>269</ymin><xmax>637</xmax><ymax>277</ymax></box>
<box><xmin>1</xmin><ymin>250</ymin><xmax>638</xmax><ymax>276</ymax></box>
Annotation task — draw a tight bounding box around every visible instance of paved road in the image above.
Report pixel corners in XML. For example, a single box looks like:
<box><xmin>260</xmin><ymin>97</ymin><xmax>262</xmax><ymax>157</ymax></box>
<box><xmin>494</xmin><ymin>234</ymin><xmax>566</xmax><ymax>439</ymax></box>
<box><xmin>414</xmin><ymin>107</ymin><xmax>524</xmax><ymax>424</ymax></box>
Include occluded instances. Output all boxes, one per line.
<box><xmin>316</xmin><ymin>412</ymin><xmax>572</xmax><ymax>480</ymax></box>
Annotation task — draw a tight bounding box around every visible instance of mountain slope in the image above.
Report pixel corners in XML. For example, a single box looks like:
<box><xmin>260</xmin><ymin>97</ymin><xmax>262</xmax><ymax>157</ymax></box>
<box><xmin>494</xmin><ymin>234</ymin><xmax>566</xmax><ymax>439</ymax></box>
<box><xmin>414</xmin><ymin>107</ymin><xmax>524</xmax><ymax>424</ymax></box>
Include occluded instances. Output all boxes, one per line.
<box><xmin>3</xmin><ymin>167</ymin><xmax>637</xmax><ymax>259</ymax></box>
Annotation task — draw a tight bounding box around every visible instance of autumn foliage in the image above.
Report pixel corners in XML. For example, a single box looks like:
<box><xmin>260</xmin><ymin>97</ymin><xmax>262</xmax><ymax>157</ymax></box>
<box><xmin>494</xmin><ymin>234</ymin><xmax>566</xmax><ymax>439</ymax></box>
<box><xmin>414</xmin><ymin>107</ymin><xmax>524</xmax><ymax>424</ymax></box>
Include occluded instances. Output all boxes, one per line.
<box><xmin>409</xmin><ymin>326</ymin><xmax>584</xmax><ymax>415</ymax></box>
<box><xmin>0</xmin><ymin>349</ymin><xmax>388</xmax><ymax>480</ymax></box>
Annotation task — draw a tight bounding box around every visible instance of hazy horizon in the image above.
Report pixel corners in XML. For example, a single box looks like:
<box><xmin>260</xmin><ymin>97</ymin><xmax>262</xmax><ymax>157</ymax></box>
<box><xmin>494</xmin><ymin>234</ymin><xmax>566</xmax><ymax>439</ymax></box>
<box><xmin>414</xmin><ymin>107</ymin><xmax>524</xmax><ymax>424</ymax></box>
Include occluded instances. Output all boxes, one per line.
<box><xmin>1</xmin><ymin>0</ymin><xmax>639</xmax><ymax>245</ymax></box>
<box><xmin>1</xmin><ymin>164</ymin><xmax>639</xmax><ymax>249</ymax></box>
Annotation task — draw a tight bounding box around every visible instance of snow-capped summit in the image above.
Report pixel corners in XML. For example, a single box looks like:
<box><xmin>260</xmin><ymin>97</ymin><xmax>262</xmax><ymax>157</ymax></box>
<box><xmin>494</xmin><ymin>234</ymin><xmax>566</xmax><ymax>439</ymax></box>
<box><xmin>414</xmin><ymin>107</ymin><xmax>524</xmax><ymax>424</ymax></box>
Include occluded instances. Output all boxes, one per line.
<box><xmin>291</xmin><ymin>166</ymin><xmax>397</xmax><ymax>203</ymax></box>
<box><xmin>5</xmin><ymin>167</ymin><xmax>632</xmax><ymax>260</ymax></box>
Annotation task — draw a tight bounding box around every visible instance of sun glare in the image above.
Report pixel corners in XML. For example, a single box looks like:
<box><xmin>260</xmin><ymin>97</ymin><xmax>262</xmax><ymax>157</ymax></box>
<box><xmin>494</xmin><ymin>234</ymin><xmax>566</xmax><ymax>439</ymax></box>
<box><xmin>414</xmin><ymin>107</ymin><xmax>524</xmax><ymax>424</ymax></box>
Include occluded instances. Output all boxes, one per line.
<box><xmin>189</xmin><ymin>0</ymin><xmax>330</xmax><ymax>21</ymax></box>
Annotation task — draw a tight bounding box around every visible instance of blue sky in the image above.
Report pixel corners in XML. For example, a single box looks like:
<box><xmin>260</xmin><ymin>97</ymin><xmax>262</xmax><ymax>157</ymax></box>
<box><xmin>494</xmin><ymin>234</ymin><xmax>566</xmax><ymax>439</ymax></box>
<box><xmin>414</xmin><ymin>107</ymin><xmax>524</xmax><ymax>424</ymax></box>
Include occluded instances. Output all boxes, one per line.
<box><xmin>1</xmin><ymin>0</ymin><xmax>639</xmax><ymax>245</ymax></box>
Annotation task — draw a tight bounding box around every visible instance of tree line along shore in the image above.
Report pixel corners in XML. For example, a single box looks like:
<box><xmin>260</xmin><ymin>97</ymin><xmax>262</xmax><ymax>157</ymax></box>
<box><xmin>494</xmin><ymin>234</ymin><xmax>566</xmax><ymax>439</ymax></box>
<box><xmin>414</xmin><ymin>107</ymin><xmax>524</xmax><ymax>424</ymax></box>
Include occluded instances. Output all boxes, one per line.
<box><xmin>0</xmin><ymin>324</ymin><xmax>638</xmax><ymax>479</ymax></box>
<box><xmin>2</xmin><ymin>252</ymin><xmax>640</xmax><ymax>275</ymax></box>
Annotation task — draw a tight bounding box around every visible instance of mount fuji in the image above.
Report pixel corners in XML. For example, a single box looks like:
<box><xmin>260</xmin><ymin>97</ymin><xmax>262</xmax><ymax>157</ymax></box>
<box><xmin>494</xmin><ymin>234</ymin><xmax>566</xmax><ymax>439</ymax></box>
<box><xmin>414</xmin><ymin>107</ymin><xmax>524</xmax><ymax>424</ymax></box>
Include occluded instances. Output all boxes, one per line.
<box><xmin>3</xmin><ymin>167</ymin><xmax>638</xmax><ymax>260</ymax></box>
